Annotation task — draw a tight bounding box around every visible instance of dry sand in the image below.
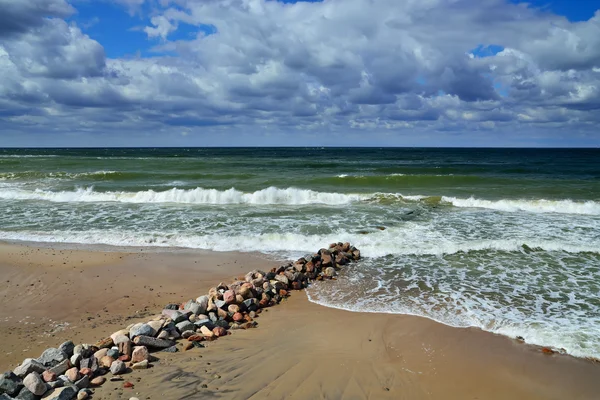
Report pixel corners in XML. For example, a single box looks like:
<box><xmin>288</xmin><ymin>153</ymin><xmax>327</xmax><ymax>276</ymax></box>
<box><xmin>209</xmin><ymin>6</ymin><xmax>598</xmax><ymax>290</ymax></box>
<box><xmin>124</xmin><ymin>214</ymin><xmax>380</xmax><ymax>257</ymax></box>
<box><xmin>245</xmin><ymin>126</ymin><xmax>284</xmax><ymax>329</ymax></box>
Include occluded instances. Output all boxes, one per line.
<box><xmin>1</xmin><ymin>242</ymin><xmax>599</xmax><ymax>400</ymax></box>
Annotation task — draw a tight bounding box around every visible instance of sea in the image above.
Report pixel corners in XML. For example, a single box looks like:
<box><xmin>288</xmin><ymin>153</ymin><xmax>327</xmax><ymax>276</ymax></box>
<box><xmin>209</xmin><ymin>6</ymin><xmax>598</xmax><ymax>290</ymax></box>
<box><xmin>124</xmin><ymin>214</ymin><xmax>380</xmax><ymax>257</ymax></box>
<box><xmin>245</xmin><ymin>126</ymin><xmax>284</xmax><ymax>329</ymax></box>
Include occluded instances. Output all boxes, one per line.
<box><xmin>1</xmin><ymin>147</ymin><xmax>599</xmax><ymax>359</ymax></box>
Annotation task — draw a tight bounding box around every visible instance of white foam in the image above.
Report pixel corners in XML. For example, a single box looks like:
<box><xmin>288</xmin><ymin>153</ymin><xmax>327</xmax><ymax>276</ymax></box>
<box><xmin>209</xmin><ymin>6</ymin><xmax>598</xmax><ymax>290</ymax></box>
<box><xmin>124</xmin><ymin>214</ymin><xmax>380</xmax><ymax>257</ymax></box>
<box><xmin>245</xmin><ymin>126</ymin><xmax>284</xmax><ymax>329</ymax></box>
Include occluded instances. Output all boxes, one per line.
<box><xmin>443</xmin><ymin>196</ymin><xmax>600</xmax><ymax>215</ymax></box>
<box><xmin>0</xmin><ymin>186</ymin><xmax>367</xmax><ymax>205</ymax></box>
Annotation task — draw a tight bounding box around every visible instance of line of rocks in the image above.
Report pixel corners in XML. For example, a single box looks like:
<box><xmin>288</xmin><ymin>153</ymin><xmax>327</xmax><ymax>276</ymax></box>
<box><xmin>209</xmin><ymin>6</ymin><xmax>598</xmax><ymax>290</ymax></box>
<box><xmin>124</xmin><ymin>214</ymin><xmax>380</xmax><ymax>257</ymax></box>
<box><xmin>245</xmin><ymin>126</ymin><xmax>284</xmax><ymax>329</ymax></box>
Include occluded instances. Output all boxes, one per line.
<box><xmin>0</xmin><ymin>243</ymin><xmax>360</xmax><ymax>400</ymax></box>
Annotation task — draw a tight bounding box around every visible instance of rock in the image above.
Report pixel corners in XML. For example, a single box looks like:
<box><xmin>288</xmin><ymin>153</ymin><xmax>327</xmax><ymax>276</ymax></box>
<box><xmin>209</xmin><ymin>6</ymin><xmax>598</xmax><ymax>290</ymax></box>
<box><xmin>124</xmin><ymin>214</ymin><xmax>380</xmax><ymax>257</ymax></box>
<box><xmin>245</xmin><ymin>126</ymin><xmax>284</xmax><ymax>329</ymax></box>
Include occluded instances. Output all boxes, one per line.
<box><xmin>78</xmin><ymin>369</ymin><xmax>92</xmax><ymax>378</ymax></box>
<box><xmin>187</xmin><ymin>335</ymin><xmax>204</xmax><ymax>342</ymax></box>
<box><xmin>89</xmin><ymin>377</ymin><xmax>105</xmax><ymax>387</ymax></box>
<box><xmin>243</xmin><ymin>298</ymin><xmax>259</xmax><ymax>312</ymax></box>
<box><xmin>47</xmin><ymin>380</ymin><xmax>63</xmax><ymax>390</ymax></box>
<box><xmin>74</xmin><ymin>375</ymin><xmax>90</xmax><ymax>390</ymax></box>
<box><xmin>291</xmin><ymin>281</ymin><xmax>302</xmax><ymax>290</ymax></box>
<box><xmin>164</xmin><ymin>303</ymin><xmax>179</xmax><ymax>310</ymax></box>
<box><xmin>194</xmin><ymin>319</ymin><xmax>214</xmax><ymax>330</ymax></box>
<box><xmin>162</xmin><ymin>346</ymin><xmax>178</xmax><ymax>353</ymax></box>
<box><xmin>48</xmin><ymin>360</ymin><xmax>70</xmax><ymax>377</ymax></box>
<box><xmin>323</xmin><ymin>267</ymin><xmax>336</xmax><ymax>277</ymax></box>
<box><xmin>123</xmin><ymin>382</ymin><xmax>134</xmax><ymax>389</ymax></box>
<box><xmin>69</xmin><ymin>354</ymin><xmax>81</xmax><ymax>370</ymax></box>
<box><xmin>118</xmin><ymin>340</ymin><xmax>132</xmax><ymax>357</ymax></box>
<box><xmin>99</xmin><ymin>356</ymin><xmax>114</xmax><ymax>368</ymax></box>
<box><xmin>58</xmin><ymin>342</ymin><xmax>74</xmax><ymax>358</ymax></box>
<box><xmin>111</xmin><ymin>334</ymin><xmax>130</xmax><ymax>346</ymax></box>
<box><xmin>16</xmin><ymin>387</ymin><xmax>38</xmax><ymax>400</ymax></box>
<box><xmin>41</xmin><ymin>386</ymin><xmax>77</xmax><ymax>400</ymax></box>
<box><xmin>181</xmin><ymin>330</ymin><xmax>195</xmax><ymax>339</ymax></box>
<box><xmin>200</xmin><ymin>326</ymin><xmax>215</xmax><ymax>338</ymax></box>
<box><xmin>213</xmin><ymin>327</ymin><xmax>227</xmax><ymax>337</ymax></box>
<box><xmin>109</xmin><ymin>360</ymin><xmax>126</xmax><ymax>375</ymax></box>
<box><xmin>76</xmin><ymin>390</ymin><xmax>88</xmax><ymax>400</ymax></box>
<box><xmin>79</xmin><ymin>356</ymin><xmax>98</xmax><ymax>372</ymax></box>
<box><xmin>146</xmin><ymin>320</ymin><xmax>163</xmax><ymax>335</ymax></box>
<box><xmin>65</xmin><ymin>369</ymin><xmax>79</xmax><ymax>383</ymax></box>
<box><xmin>37</xmin><ymin>348</ymin><xmax>68</xmax><ymax>368</ymax></box>
<box><xmin>131</xmin><ymin>360</ymin><xmax>148</xmax><ymax>370</ymax></box>
<box><xmin>183</xmin><ymin>343</ymin><xmax>194</xmax><ymax>351</ymax></box>
<box><xmin>42</xmin><ymin>371</ymin><xmax>57</xmax><ymax>383</ymax></box>
<box><xmin>208</xmin><ymin>312</ymin><xmax>218</xmax><ymax>323</ymax></box>
<box><xmin>274</xmin><ymin>274</ymin><xmax>289</xmax><ymax>286</ymax></box>
<box><xmin>94</xmin><ymin>337</ymin><xmax>113</xmax><ymax>350</ymax></box>
<box><xmin>107</xmin><ymin>348</ymin><xmax>119</xmax><ymax>359</ymax></box>
<box><xmin>129</xmin><ymin>323</ymin><xmax>155</xmax><ymax>339</ymax></box>
<box><xmin>93</xmin><ymin>349</ymin><xmax>108</xmax><ymax>360</ymax></box>
<box><xmin>157</xmin><ymin>330</ymin><xmax>169</xmax><ymax>340</ymax></box>
<box><xmin>110</xmin><ymin>329</ymin><xmax>129</xmax><ymax>343</ymax></box>
<box><xmin>129</xmin><ymin>397</ymin><xmax>140</xmax><ymax>400</ymax></box>
<box><xmin>223</xmin><ymin>290</ymin><xmax>236</xmax><ymax>304</ymax></box>
<box><xmin>131</xmin><ymin>347</ymin><xmax>148</xmax><ymax>364</ymax></box>
<box><xmin>23</xmin><ymin>373</ymin><xmax>46</xmax><ymax>396</ymax></box>
<box><xmin>175</xmin><ymin>320</ymin><xmax>195</xmax><ymax>334</ymax></box>
<box><xmin>14</xmin><ymin>359</ymin><xmax>46</xmax><ymax>378</ymax></box>
<box><xmin>118</xmin><ymin>355</ymin><xmax>130</xmax><ymax>362</ymax></box>
<box><xmin>214</xmin><ymin>320</ymin><xmax>229</xmax><ymax>329</ymax></box>
<box><xmin>0</xmin><ymin>372</ymin><xmax>24</xmax><ymax>397</ymax></box>
<box><xmin>214</xmin><ymin>299</ymin><xmax>227</xmax><ymax>310</ymax></box>
<box><xmin>162</xmin><ymin>309</ymin><xmax>186</xmax><ymax>324</ymax></box>
<box><xmin>320</xmin><ymin>252</ymin><xmax>333</xmax><ymax>267</ymax></box>
<box><xmin>232</xmin><ymin>312</ymin><xmax>244</xmax><ymax>322</ymax></box>
<box><xmin>132</xmin><ymin>336</ymin><xmax>175</xmax><ymax>349</ymax></box>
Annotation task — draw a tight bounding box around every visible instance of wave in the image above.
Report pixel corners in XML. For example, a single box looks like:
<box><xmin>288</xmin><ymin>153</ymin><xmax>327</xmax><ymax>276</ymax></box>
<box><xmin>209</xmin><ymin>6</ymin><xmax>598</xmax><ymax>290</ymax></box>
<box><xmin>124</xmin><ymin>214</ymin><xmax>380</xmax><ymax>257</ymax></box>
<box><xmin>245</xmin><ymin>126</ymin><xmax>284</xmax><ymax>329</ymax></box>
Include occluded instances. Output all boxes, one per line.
<box><xmin>0</xmin><ymin>171</ymin><xmax>121</xmax><ymax>180</ymax></box>
<box><xmin>441</xmin><ymin>196</ymin><xmax>600</xmax><ymax>215</ymax></box>
<box><xmin>0</xmin><ymin>186</ymin><xmax>366</xmax><ymax>205</ymax></box>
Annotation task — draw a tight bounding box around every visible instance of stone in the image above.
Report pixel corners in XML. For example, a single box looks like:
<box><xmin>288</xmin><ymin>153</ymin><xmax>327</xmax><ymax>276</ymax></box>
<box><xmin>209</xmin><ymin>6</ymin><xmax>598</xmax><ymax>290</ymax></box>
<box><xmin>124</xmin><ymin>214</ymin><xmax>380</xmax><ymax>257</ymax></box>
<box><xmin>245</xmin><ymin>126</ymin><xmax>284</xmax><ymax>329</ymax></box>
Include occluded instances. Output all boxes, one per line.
<box><xmin>99</xmin><ymin>356</ymin><xmax>114</xmax><ymax>368</ymax></box>
<box><xmin>131</xmin><ymin>360</ymin><xmax>148</xmax><ymax>370</ymax></box>
<box><xmin>118</xmin><ymin>340</ymin><xmax>132</xmax><ymax>357</ymax></box>
<box><xmin>274</xmin><ymin>274</ymin><xmax>289</xmax><ymax>286</ymax></box>
<box><xmin>93</xmin><ymin>349</ymin><xmax>108</xmax><ymax>360</ymax></box>
<box><xmin>111</xmin><ymin>334</ymin><xmax>130</xmax><ymax>345</ymax></box>
<box><xmin>235</xmin><ymin>294</ymin><xmax>245</xmax><ymax>304</ymax></box>
<box><xmin>89</xmin><ymin>377</ymin><xmax>105</xmax><ymax>387</ymax></box>
<box><xmin>208</xmin><ymin>312</ymin><xmax>218</xmax><ymax>322</ymax></box>
<box><xmin>107</xmin><ymin>348</ymin><xmax>119</xmax><ymax>359</ymax></box>
<box><xmin>194</xmin><ymin>319</ymin><xmax>214</xmax><ymax>330</ymax></box>
<box><xmin>200</xmin><ymin>326</ymin><xmax>215</xmax><ymax>338</ymax></box>
<box><xmin>243</xmin><ymin>298</ymin><xmax>259</xmax><ymax>312</ymax></box>
<box><xmin>213</xmin><ymin>299</ymin><xmax>226</xmax><ymax>310</ymax></box>
<box><xmin>109</xmin><ymin>360</ymin><xmax>126</xmax><ymax>375</ymax></box>
<box><xmin>175</xmin><ymin>320</ymin><xmax>195</xmax><ymax>334</ymax></box>
<box><xmin>214</xmin><ymin>320</ymin><xmax>229</xmax><ymax>329</ymax></box>
<box><xmin>146</xmin><ymin>320</ymin><xmax>163</xmax><ymax>335</ymax></box>
<box><xmin>76</xmin><ymin>390</ymin><xmax>88</xmax><ymax>400</ymax></box>
<box><xmin>48</xmin><ymin>360</ymin><xmax>70</xmax><ymax>377</ymax></box>
<box><xmin>164</xmin><ymin>303</ymin><xmax>179</xmax><ymax>310</ymax></box>
<box><xmin>47</xmin><ymin>381</ymin><xmax>63</xmax><ymax>390</ymax></box>
<box><xmin>123</xmin><ymin>382</ymin><xmax>134</xmax><ymax>389</ymax></box>
<box><xmin>74</xmin><ymin>376</ymin><xmax>90</xmax><ymax>390</ymax></box>
<box><xmin>94</xmin><ymin>337</ymin><xmax>113</xmax><ymax>349</ymax></box>
<box><xmin>232</xmin><ymin>312</ymin><xmax>244</xmax><ymax>322</ymax></box>
<box><xmin>65</xmin><ymin>368</ymin><xmax>79</xmax><ymax>383</ymax></box>
<box><xmin>42</xmin><ymin>371</ymin><xmax>57</xmax><ymax>383</ymax></box>
<box><xmin>292</xmin><ymin>281</ymin><xmax>302</xmax><ymax>290</ymax></box>
<box><xmin>223</xmin><ymin>290</ymin><xmax>236</xmax><ymax>304</ymax></box>
<box><xmin>110</xmin><ymin>330</ymin><xmax>129</xmax><ymax>343</ymax></box>
<box><xmin>23</xmin><ymin>373</ymin><xmax>46</xmax><ymax>396</ymax></box>
<box><xmin>14</xmin><ymin>359</ymin><xmax>45</xmax><ymax>378</ymax></box>
<box><xmin>129</xmin><ymin>323</ymin><xmax>155</xmax><ymax>339</ymax></box>
<box><xmin>0</xmin><ymin>372</ymin><xmax>24</xmax><ymax>397</ymax></box>
<box><xmin>58</xmin><ymin>342</ymin><xmax>75</xmax><ymax>358</ymax></box>
<box><xmin>162</xmin><ymin>309</ymin><xmax>186</xmax><ymax>324</ymax></box>
<box><xmin>162</xmin><ymin>346</ymin><xmax>178</xmax><ymax>353</ymax></box>
<box><xmin>181</xmin><ymin>330</ymin><xmax>195</xmax><ymax>339</ymax></box>
<box><xmin>78</xmin><ymin>369</ymin><xmax>92</xmax><ymax>378</ymax></box>
<box><xmin>183</xmin><ymin>343</ymin><xmax>194</xmax><ymax>351</ymax></box>
<box><xmin>157</xmin><ymin>330</ymin><xmax>169</xmax><ymax>340</ymax></box>
<box><xmin>131</xmin><ymin>347</ymin><xmax>148</xmax><ymax>364</ymax></box>
<box><xmin>79</xmin><ymin>356</ymin><xmax>98</xmax><ymax>372</ymax></box>
<box><xmin>187</xmin><ymin>335</ymin><xmax>204</xmax><ymax>342</ymax></box>
<box><xmin>16</xmin><ymin>387</ymin><xmax>38</xmax><ymax>400</ymax></box>
<box><xmin>195</xmin><ymin>296</ymin><xmax>209</xmax><ymax>314</ymax></box>
<box><xmin>213</xmin><ymin>327</ymin><xmax>227</xmax><ymax>337</ymax></box>
<box><xmin>37</xmin><ymin>348</ymin><xmax>68</xmax><ymax>368</ymax></box>
<box><xmin>69</xmin><ymin>354</ymin><xmax>82</xmax><ymax>370</ymax></box>
<box><xmin>41</xmin><ymin>386</ymin><xmax>77</xmax><ymax>400</ymax></box>
<box><xmin>132</xmin><ymin>336</ymin><xmax>175</xmax><ymax>349</ymax></box>
<box><xmin>323</xmin><ymin>267</ymin><xmax>336</xmax><ymax>277</ymax></box>
<box><xmin>118</xmin><ymin>355</ymin><xmax>130</xmax><ymax>362</ymax></box>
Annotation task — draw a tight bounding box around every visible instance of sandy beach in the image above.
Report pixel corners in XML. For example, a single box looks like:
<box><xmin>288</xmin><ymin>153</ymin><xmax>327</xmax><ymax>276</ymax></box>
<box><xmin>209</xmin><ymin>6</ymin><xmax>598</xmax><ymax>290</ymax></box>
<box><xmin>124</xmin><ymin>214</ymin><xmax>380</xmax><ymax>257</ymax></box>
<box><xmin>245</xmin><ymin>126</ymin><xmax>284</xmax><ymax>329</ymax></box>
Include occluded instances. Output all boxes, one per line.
<box><xmin>1</xmin><ymin>242</ymin><xmax>599</xmax><ymax>400</ymax></box>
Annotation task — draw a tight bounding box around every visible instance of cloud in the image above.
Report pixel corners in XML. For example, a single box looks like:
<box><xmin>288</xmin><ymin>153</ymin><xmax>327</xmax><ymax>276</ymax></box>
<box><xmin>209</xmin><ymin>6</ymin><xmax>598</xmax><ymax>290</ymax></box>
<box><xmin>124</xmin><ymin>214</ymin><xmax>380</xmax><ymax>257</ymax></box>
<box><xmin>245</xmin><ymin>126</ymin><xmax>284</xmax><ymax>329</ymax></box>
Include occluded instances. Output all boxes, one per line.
<box><xmin>0</xmin><ymin>0</ymin><xmax>599</xmax><ymax>146</ymax></box>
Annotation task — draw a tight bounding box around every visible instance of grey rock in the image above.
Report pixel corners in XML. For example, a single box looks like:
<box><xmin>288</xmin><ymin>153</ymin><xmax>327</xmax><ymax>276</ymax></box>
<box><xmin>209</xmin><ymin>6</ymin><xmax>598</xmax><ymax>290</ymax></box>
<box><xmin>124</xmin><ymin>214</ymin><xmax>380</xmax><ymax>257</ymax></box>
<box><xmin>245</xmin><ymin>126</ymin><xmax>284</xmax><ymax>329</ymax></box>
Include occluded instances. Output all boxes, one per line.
<box><xmin>58</xmin><ymin>342</ymin><xmax>74</xmax><ymax>358</ymax></box>
<box><xmin>195</xmin><ymin>296</ymin><xmax>209</xmax><ymax>315</ymax></box>
<box><xmin>214</xmin><ymin>320</ymin><xmax>229</xmax><ymax>329</ymax></box>
<box><xmin>23</xmin><ymin>373</ymin><xmax>46</xmax><ymax>396</ymax></box>
<box><xmin>69</xmin><ymin>354</ymin><xmax>81</xmax><ymax>370</ymax></box>
<box><xmin>41</xmin><ymin>386</ymin><xmax>77</xmax><ymax>400</ymax></box>
<box><xmin>157</xmin><ymin>331</ymin><xmax>169</xmax><ymax>340</ymax></box>
<box><xmin>47</xmin><ymin>380</ymin><xmax>63</xmax><ymax>389</ymax></box>
<box><xmin>243</xmin><ymin>298</ymin><xmax>259</xmax><ymax>312</ymax></box>
<box><xmin>109</xmin><ymin>361</ymin><xmax>126</xmax><ymax>375</ymax></box>
<box><xmin>0</xmin><ymin>372</ymin><xmax>23</xmax><ymax>397</ymax></box>
<box><xmin>13</xmin><ymin>359</ymin><xmax>45</xmax><ymax>378</ymax></box>
<box><xmin>48</xmin><ymin>361</ymin><xmax>70</xmax><ymax>377</ymax></box>
<box><xmin>162</xmin><ymin>346</ymin><xmax>178</xmax><ymax>353</ymax></box>
<box><xmin>37</xmin><ymin>349</ymin><xmax>68</xmax><ymax>368</ymax></box>
<box><xmin>208</xmin><ymin>312</ymin><xmax>218</xmax><ymax>323</ymax></box>
<box><xmin>175</xmin><ymin>321</ymin><xmax>194</xmax><ymax>334</ymax></box>
<box><xmin>132</xmin><ymin>336</ymin><xmax>175</xmax><ymax>349</ymax></box>
<box><xmin>74</xmin><ymin>376</ymin><xmax>89</xmax><ymax>390</ymax></box>
<box><xmin>183</xmin><ymin>301</ymin><xmax>203</xmax><ymax>316</ymax></box>
<box><xmin>16</xmin><ymin>387</ymin><xmax>38</xmax><ymax>400</ymax></box>
<box><xmin>106</xmin><ymin>349</ymin><xmax>119</xmax><ymax>359</ymax></box>
<box><xmin>181</xmin><ymin>330</ymin><xmax>195</xmax><ymax>339</ymax></box>
<box><xmin>161</xmin><ymin>310</ymin><xmax>186</xmax><ymax>324</ymax></box>
<box><xmin>193</xmin><ymin>319</ymin><xmax>214</xmax><ymax>330</ymax></box>
<box><xmin>78</xmin><ymin>358</ymin><xmax>98</xmax><ymax>373</ymax></box>
<box><xmin>0</xmin><ymin>393</ymin><xmax>14</xmax><ymax>400</ymax></box>
<box><xmin>214</xmin><ymin>299</ymin><xmax>226</xmax><ymax>310</ymax></box>
<box><xmin>129</xmin><ymin>323</ymin><xmax>155</xmax><ymax>338</ymax></box>
<box><xmin>164</xmin><ymin>303</ymin><xmax>179</xmax><ymax>310</ymax></box>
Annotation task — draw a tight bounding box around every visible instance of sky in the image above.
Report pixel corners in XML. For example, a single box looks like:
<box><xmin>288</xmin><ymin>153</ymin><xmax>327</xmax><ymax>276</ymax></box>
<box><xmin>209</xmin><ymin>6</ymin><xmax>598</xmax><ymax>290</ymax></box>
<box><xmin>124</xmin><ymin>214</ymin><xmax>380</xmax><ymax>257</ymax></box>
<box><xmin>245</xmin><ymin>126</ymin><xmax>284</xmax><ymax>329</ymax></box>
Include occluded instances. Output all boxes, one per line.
<box><xmin>0</xmin><ymin>0</ymin><xmax>599</xmax><ymax>147</ymax></box>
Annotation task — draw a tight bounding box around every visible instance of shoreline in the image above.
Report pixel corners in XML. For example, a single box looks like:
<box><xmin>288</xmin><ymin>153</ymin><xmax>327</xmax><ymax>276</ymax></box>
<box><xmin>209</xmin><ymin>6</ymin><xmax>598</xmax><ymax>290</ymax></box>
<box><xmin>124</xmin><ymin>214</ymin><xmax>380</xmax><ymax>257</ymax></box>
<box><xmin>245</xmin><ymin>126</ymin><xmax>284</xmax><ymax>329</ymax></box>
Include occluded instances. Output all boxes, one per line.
<box><xmin>1</xmin><ymin>241</ymin><xmax>599</xmax><ymax>399</ymax></box>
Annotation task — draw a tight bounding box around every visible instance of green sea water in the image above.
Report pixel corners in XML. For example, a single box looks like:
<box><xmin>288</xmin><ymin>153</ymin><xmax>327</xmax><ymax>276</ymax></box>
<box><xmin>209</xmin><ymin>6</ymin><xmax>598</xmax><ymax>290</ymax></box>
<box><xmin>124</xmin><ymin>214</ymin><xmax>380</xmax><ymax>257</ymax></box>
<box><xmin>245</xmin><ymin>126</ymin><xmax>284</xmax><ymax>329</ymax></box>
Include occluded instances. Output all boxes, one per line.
<box><xmin>1</xmin><ymin>147</ymin><xmax>599</xmax><ymax>358</ymax></box>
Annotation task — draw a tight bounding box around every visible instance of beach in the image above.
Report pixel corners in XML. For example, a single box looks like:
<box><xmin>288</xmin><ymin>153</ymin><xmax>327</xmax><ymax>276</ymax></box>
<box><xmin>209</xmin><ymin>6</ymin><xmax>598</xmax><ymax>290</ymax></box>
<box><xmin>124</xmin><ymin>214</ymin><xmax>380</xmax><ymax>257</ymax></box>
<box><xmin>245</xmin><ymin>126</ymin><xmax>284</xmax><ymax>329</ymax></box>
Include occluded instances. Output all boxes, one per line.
<box><xmin>1</xmin><ymin>241</ymin><xmax>599</xmax><ymax>400</ymax></box>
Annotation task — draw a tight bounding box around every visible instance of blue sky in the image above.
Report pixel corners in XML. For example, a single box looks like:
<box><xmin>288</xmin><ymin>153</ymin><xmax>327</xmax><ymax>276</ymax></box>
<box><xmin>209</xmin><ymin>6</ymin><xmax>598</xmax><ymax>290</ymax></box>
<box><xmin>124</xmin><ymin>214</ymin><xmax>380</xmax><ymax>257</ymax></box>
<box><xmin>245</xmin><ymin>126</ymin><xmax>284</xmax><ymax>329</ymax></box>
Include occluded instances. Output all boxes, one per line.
<box><xmin>1</xmin><ymin>0</ymin><xmax>600</xmax><ymax>147</ymax></box>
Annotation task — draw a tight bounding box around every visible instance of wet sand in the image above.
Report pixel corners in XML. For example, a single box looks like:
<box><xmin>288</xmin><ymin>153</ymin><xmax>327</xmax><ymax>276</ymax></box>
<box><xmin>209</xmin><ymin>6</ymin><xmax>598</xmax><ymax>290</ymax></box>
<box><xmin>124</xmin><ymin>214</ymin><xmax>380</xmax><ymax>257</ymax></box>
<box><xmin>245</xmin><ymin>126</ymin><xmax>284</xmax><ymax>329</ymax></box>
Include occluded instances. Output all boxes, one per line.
<box><xmin>1</xmin><ymin>242</ymin><xmax>599</xmax><ymax>399</ymax></box>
